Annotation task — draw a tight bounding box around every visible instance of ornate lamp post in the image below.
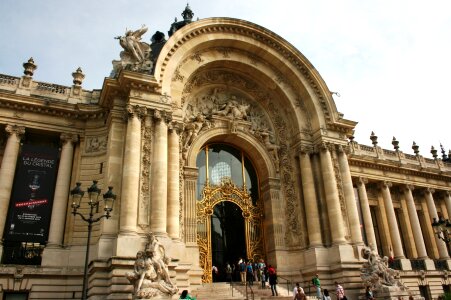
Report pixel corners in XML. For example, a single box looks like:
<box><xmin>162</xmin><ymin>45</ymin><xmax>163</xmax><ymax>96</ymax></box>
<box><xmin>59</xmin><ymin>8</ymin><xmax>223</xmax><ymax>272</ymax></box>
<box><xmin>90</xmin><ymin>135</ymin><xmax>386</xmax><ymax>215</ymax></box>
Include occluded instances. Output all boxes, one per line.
<box><xmin>431</xmin><ymin>217</ymin><xmax>451</xmax><ymax>244</ymax></box>
<box><xmin>71</xmin><ymin>181</ymin><xmax>116</xmax><ymax>300</ymax></box>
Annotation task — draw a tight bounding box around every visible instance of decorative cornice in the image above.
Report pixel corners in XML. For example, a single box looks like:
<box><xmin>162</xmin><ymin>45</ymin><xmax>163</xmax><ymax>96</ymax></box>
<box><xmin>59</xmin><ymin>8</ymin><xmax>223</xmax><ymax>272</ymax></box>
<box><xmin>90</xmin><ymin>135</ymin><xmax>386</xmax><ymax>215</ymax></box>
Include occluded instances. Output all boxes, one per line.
<box><xmin>348</xmin><ymin>157</ymin><xmax>450</xmax><ymax>182</ymax></box>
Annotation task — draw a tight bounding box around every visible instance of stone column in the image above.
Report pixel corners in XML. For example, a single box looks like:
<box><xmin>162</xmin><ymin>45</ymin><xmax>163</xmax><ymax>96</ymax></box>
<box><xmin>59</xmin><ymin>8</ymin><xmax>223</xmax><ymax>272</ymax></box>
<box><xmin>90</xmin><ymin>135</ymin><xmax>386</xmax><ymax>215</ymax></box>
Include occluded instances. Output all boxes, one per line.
<box><xmin>403</xmin><ymin>185</ymin><xmax>427</xmax><ymax>258</ymax></box>
<box><xmin>319</xmin><ymin>143</ymin><xmax>346</xmax><ymax>245</ymax></box>
<box><xmin>0</xmin><ymin>125</ymin><xmax>25</xmax><ymax>253</ymax></box>
<box><xmin>445</xmin><ymin>191</ymin><xmax>451</xmax><ymax>220</ymax></box>
<box><xmin>337</xmin><ymin>145</ymin><xmax>363</xmax><ymax>245</ymax></box>
<box><xmin>150</xmin><ymin>110</ymin><xmax>169</xmax><ymax>235</ymax></box>
<box><xmin>356</xmin><ymin>177</ymin><xmax>377</xmax><ymax>252</ymax></box>
<box><xmin>47</xmin><ymin>133</ymin><xmax>78</xmax><ymax>247</ymax></box>
<box><xmin>425</xmin><ymin>188</ymin><xmax>449</xmax><ymax>259</ymax></box>
<box><xmin>299</xmin><ymin>149</ymin><xmax>322</xmax><ymax>247</ymax></box>
<box><xmin>380</xmin><ymin>181</ymin><xmax>405</xmax><ymax>258</ymax></box>
<box><xmin>120</xmin><ymin>105</ymin><xmax>145</xmax><ymax>234</ymax></box>
<box><xmin>167</xmin><ymin>124</ymin><xmax>180</xmax><ymax>240</ymax></box>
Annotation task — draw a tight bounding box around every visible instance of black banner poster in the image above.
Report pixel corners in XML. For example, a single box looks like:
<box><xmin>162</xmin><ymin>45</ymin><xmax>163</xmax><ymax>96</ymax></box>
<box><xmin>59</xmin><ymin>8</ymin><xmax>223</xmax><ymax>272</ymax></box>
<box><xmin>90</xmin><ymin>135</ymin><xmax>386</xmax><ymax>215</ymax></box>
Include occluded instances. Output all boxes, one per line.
<box><xmin>4</xmin><ymin>144</ymin><xmax>59</xmax><ymax>243</ymax></box>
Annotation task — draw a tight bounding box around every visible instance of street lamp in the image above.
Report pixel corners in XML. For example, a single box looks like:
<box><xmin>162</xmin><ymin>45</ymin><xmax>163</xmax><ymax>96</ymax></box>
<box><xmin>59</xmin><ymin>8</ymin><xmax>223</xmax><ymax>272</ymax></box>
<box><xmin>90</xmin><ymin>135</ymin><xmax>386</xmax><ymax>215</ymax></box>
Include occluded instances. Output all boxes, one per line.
<box><xmin>431</xmin><ymin>217</ymin><xmax>451</xmax><ymax>244</ymax></box>
<box><xmin>71</xmin><ymin>181</ymin><xmax>116</xmax><ymax>300</ymax></box>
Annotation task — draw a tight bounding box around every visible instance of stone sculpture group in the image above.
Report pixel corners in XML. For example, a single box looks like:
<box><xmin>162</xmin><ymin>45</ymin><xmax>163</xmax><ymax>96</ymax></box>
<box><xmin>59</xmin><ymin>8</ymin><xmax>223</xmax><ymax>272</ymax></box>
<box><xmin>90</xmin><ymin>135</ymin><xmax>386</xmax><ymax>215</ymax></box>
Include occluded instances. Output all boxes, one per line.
<box><xmin>126</xmin><ymin>233</ymin><xmax>178</xmax><ymax>299</ymax></box>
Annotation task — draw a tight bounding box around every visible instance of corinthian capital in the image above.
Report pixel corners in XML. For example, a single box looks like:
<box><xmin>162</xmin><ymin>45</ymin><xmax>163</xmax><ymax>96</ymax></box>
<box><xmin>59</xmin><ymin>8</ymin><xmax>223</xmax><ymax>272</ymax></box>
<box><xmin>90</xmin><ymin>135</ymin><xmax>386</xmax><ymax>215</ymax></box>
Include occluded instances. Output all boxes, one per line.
<box><xmin>380</xmin><ymin>181</ymin><xmax>392</xmax><ymax>189</ymax></box>
<box><xmin>5</xmin><ymin>125</ymin><xmax>25</xmax><ymax>137</ymax></box>
<box><xmin>125</xmin><ymin>104</ymin><xmax>147</xmax><ymax>120</ymax></box>
<box><xmin>60</xmin><ymin>133</ymin><xmax>78</xmax><ymax>145</ymax></box>
<box><xmin>425</xmin><ymin>187</ymin><xmax>435</xmax><ymax>195</ymax></box>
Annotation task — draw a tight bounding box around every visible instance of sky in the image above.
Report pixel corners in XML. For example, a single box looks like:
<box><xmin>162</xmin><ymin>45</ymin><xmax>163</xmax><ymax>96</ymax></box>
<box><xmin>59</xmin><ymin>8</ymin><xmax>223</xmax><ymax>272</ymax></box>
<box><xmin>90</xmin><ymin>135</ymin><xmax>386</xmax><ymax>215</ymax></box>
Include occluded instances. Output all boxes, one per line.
<box><xmin>1</xmin><ymin>0</ymin><xmax>450</xmax><ymax>158</ymax></box>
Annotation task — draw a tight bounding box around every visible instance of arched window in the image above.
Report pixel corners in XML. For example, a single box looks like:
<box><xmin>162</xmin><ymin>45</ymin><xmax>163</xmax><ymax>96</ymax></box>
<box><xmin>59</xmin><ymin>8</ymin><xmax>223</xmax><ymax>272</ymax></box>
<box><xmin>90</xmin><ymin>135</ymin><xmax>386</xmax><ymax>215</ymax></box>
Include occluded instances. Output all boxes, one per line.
<box><xmin>196</xmin><ymin>144</ymin><xmax>259</xmax><ymax>205</ymax></box>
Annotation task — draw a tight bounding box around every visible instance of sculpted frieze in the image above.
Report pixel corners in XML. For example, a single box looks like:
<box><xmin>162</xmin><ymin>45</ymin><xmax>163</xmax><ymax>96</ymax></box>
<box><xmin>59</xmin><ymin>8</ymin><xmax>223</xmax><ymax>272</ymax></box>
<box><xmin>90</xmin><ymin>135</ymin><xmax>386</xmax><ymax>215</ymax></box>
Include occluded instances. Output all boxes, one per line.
<box><xmin>85</xmin><ymin>136</ymin><xmax>107</xmax><ymax>154</ymax></box>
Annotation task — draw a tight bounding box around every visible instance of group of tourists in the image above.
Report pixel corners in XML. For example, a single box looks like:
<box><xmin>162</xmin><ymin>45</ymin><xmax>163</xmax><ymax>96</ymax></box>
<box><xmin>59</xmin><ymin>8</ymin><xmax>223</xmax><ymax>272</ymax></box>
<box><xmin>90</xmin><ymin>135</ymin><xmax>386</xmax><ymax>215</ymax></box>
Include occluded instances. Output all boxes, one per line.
<box><xmin>293</xmin><ymin>275</ymin><xmax>348</xmax><ymax>300</ymax></box>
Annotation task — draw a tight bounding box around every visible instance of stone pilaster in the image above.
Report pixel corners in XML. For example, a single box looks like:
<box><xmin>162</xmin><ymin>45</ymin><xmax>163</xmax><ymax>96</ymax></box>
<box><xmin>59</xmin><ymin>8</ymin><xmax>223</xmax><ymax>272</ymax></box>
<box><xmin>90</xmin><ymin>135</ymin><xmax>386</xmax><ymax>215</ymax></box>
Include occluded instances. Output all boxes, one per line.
<box><xmin>183</xmin><ymin>166</ymin><xmax>198</xmax><ymax>245</ymax></box>
<box><xmin>46</xmin><ymin>133</ymin><xmax>78</xmax><ymax>247</ymax></box>
<box><xmin>424</xmin><ymin>188</ymin><xmax>449</xmax><ymax>259</ymax></box>
<box><xmin>167</xmin><ymin>124</ymin><xmax>181</xmax><ymax>240</ymax></box>
<box><xmin>403</xmin><ymin>185</ymin><xmax>428</xmax><ymax>258</ymax></box>
<box><xmin>319</xmin><ymin>143</ymin><xmax>346</xmax><ymax>245</ymax></box>
<box><xmin>299</xmin><ymin>148</ymin><xmax>322</xmax><ymax>247</ymax></box>
<box><xmin>380</xmin><ymin>181</ymin><xmax>405</xmax><ymax>258</ymax></box>
<box><xmin>150</xmin><ymin>110</ymin><xmax>169</xmax><ymax>236</ymax></box>
<box><xmin>0</xmin><ymin>125</ymin><xmax>25</xmax><ymax>257</ymax></box>
<box><xmin>357</xmin><ymin>177</ymin><xmax>378</xmax><ymax>252</ymax></box>
<box><xmin>337</xmin><ymin>145</ymin><xmax>363</xmax><ymax>245</ymax></box>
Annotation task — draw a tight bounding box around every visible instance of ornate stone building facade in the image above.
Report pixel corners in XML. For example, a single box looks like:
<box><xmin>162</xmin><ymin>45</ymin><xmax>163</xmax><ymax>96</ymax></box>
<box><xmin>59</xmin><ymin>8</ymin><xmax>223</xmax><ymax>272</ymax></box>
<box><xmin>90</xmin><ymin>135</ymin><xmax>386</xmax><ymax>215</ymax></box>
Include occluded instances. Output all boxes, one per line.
<box><xmin>0</xmin><ymin>6</ymin><xmax>450</xmax><ymax>299</ymax></box>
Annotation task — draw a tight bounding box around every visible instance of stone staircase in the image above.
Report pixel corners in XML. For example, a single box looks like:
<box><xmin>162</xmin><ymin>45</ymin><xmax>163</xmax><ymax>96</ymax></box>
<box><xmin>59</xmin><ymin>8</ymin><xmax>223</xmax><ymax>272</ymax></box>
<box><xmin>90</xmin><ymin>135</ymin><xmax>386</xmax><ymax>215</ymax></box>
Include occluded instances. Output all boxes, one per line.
<box><xmin>188</xmin><ymin>282</ymin><xmax>321</xmax><ymax>300</ymax></box>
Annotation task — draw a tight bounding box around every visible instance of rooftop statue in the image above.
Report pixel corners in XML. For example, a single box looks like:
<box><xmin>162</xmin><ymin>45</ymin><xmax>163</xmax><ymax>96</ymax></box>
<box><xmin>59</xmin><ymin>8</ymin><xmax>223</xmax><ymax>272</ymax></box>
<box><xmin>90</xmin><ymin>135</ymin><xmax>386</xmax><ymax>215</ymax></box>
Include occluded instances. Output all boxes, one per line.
<box><xmin>112</xmin><ymin>25</ymin><xmax>152</xmax><ymax>75</ymax></box>
<box><xmin>126</xmin><ymin>233</ymin><xmax>178</xmax><ymax>299</ymax></box>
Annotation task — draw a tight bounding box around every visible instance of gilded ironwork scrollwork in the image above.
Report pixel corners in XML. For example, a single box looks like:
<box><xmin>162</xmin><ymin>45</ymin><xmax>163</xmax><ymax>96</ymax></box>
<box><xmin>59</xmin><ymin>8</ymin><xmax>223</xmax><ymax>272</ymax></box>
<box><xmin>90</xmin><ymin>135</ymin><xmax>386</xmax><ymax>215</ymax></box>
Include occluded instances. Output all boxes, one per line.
<box><xmin>196</xmin><ymin>177</ymin><xmax>264</xmax><ymax>283</ymax></box>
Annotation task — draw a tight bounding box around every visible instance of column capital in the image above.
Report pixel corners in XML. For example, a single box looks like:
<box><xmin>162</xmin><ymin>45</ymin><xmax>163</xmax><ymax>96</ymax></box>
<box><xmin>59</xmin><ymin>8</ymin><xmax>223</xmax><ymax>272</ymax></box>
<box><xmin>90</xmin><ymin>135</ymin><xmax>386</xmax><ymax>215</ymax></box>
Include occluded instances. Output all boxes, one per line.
<box><xmin>380</xmin><ymin>181</ymin><xmax>392</xmax><ymax>189</ymax></box>
<box><xmin>425</xmin><ymin>187</ymin><xmax>435</xmax><ymax>195</ymax></box>
<box><xmin>125</xmin><ymin>104</ymin><xmax>147</xmax><ymax>120</ymax></box>
<box><xmin>5</xmin><ymin>125</ymin><xmax>25</xmax><ymax>137</ymax></box>
<box><xmin>356</xmin><ymin>177</ymin><xmax>368</xmax><ymax>185</ymax></box>
<box><xmin>404</xmin><ymin>184</ymin><xmax>415</xmax><ymax>192</ymax></box>
<box><xmin>336</xmin><ymin>144</ymin><xmax>350</xmax><ymax>155</ymax></box>
<box><xmin>153</xmin><ymin>109</ymin><xmax>172</xmax><ymax>124</ymax></box>
<box><xmin>168</xmin><ymin>121</ymin><xmax>183</xmax><ymax>134</ymax></box>
<box><xmin>60</xmin><ymin>133</ymin><xmax>78</xmax><ymax>145</ymax></box>
<box><xmin>446</xmin><ymin>190</ymin><xmax>451</xmax><ymax>197</ymax></box>
<box><xmin>318</xmin><ymin>142</ymin><xmax>334</xmax><ymax>153</ymax></box>
<box><xmin>298</xmin><ymin>146</ymin><xmax>314</xmax><ymax>155</ymax></box>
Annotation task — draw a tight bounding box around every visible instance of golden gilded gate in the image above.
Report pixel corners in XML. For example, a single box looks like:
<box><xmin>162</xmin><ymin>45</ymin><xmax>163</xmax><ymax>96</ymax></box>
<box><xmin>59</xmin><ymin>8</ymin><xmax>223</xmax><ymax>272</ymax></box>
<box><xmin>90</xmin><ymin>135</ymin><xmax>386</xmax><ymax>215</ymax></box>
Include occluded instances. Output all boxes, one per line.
<box><xmin>196</xmin><ymin>177</ymin><xmax>265</xmax><ymax>283</ymax></box>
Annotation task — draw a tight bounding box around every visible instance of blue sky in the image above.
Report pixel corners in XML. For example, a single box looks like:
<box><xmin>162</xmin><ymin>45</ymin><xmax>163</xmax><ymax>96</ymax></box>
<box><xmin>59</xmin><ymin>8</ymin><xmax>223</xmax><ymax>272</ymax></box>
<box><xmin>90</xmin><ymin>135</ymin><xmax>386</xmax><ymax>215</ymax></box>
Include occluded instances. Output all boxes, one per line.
<box><xmin>1</xmin><ymin>0</ymin><xmax>450</xmax><ymax>156</ymax></box>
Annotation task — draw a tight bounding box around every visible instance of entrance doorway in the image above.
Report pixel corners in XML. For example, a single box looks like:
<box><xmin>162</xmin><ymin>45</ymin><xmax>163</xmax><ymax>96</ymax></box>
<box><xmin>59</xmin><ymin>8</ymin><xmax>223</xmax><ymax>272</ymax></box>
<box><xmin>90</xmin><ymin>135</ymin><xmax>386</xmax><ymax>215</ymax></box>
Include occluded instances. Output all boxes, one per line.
<box><xmin>211</xmin><ymin>201</ymin><xmax>246</xmax><ymax>282</ymax></box>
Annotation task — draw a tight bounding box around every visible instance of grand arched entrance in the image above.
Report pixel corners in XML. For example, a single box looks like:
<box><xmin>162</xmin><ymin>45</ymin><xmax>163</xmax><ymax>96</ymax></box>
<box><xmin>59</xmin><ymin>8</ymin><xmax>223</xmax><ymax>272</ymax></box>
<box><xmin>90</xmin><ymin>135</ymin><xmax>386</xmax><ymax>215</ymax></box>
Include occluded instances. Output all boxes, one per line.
<box><xmin>196</xmin><ymin>144</ymin><xmax>265</xmax><ymax>282</ymax></box>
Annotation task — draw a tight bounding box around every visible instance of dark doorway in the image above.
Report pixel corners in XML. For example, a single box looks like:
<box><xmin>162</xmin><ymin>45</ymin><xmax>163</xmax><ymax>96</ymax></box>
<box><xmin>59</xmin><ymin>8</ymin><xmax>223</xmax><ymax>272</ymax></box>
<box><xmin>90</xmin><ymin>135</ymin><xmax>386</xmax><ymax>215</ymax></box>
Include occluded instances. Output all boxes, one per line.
<box><xmin>211</xmin><ymin>201</ymin><xmax>246</xmax><ymax>282</ymax></box>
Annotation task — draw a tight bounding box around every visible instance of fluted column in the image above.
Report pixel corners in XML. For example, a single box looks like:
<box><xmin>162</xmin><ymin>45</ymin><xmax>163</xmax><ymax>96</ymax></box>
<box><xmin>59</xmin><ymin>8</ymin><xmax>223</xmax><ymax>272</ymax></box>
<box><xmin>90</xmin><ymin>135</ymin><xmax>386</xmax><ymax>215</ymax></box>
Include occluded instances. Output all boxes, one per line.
<box><xmin>337</xmin><ymin>145</ymin><xmax>363</xmax><ymax>245</ymax></box>
<box><xmin>403</xmin><ymin>185</ymin><xmax>427</xmax><ymax>258</ymax></box>
<box><xmin>120</xmin><ymin>105</ymin><xmax>145</xmax><ymax>234</ymax></box>
<box><xmin>0</xmin><ymin>125</ymin><xmax>25</xmax><ymax>249</ymax></box>
<box><xmin>319</xmin><ymin>143</ymin><xmax>346</xmax><ymax>244</ymax></box>
<box><xmin>150</xmin><ymin>110</ymin><xmax>169</xmax><ymax>235</ymax></box>
<box><xmin>47</xmin><ymin>133</ymin><xmax>78</xmax><ymax>247</ymax></box>
<box><xmin>299</xmin><ymin>149</ymin><xmax>322</xmax><ymax>247</ymax></box>
<box><xmin>445</xmin><ymin>191</ymin><xmax>451</xmax><ymax>220</ymax></box>
<box><xmin>425</xmin><ymin>188</ymin><xmax>449</xmax><ymax>259</ymax></box>
<box><xmin>380</xmin><ymin>181</ymin><xmax>404</xmax><ymax>258</ymax></box>
<box><xmin>356</xmin><ymin>177</ymin><xmax>377</xmax><ymax>252</ymax></box>
<box><xmin>167</xmin><ymin>124</ymin><xmax>180</xmax><ymax>240</ymax></box>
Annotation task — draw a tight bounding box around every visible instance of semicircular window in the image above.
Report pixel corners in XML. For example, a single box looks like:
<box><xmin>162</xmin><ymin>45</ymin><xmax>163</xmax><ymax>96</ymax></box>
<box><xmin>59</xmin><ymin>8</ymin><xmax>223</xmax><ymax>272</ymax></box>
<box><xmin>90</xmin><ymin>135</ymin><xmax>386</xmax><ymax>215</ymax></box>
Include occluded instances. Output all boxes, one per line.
<box><xmin>196</xmin><ymin>144</ymin><xmax>259</xmax><ymax>205</ymax></box>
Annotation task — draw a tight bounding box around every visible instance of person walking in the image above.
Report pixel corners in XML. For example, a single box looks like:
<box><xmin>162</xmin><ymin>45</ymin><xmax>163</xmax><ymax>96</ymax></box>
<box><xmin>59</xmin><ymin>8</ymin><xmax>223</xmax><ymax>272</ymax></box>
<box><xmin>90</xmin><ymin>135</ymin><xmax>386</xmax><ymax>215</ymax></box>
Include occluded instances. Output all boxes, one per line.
<box><xmin>268</xmin><ymin>265</ymin><xmax>278</xmax><ymax>296</ymax></box>
<box><xmin>293</xmin><ymin>282</ymin><xmax>304</xmax><ymax>300</ymax></box>
<box><xmin>365</xmin><ymin>286</ymin><xmax>375</xmax><ymax>300</ymax></box>
<box><xmin>294</xmin><ymin>286</ymin><xmax>306</xmax><ymax>300</ymax></box>
<box><xmin>179</xmin><ymin>290</ymin><xmax>196</xmax><ymax>300</ymax></box>
<box><xmin>312</xmin><ymin>274</ymin><xmax>321</xmax><ymax>299</ymax></box>
<box><xmin>225</xmin><ymin>262</ymin><xmax>232</xmax><ymax>282</ymax></box>
<box><xmin>246</xmin><ymin>261</ymin><xmax>254</xmax><ymax>286</ymax></box>
<box><xmin>239</xmin><ymin>259</ymin><xmax>246</xmax><ymax>284</ymax></box>
<box><xmin>323</xmin><ymin>289</ymin><xmax>331</xmax><ymax>300</ymax></box>
<box><xmin>335</xmin><ymin>281</ymin><xmax>345</xmax><ymax>300</ymax></box>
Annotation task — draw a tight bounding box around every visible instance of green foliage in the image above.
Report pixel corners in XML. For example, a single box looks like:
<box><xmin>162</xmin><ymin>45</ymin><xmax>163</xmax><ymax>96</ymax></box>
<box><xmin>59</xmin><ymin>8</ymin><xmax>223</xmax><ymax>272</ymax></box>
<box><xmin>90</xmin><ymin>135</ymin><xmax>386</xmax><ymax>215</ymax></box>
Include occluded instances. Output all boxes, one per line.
<box><xmin>444</xmin><ymin>292</ymin><xmax>451</xmax><ymax>300</ymax></box>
